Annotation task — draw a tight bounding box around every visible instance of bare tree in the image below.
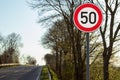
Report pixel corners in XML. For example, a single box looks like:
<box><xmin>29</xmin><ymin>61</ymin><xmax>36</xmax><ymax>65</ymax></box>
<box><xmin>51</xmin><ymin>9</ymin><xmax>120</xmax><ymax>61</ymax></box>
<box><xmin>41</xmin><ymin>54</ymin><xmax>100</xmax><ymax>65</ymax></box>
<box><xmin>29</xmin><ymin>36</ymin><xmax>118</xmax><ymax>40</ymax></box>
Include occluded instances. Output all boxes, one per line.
<box><xmin>42</xmin><ymin>20</ymin><xmax>71</xmax><ymax>79</ymax></box>
<box><xmin>0</xmin><ymin>33</ymin><xmax>22</xmax><ymax>64</ymax></box>
<box><xmin>96</xmin><ymin>0</ymin><xmax>120</xmax><ymax>80</ymax></box>
<box><xmin>44</xmin><ymin>53</ymin><xmax>56</xmax><ymax>68</ymax></box>
<box><xmin>26</xmin><ymin>55</ymin><xmax>37</xmax><ymax>65</ymax></box>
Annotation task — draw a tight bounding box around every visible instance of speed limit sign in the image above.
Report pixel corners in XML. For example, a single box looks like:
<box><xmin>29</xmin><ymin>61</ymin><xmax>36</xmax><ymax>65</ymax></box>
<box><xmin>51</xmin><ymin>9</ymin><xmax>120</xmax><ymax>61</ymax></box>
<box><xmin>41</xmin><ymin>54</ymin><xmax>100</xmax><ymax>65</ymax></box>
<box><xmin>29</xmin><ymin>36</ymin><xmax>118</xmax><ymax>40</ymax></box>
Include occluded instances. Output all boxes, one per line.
<box><xmin>73</xmin><ymin>3</ymin><xmax>103</xmax><ymax>32</ymax></box>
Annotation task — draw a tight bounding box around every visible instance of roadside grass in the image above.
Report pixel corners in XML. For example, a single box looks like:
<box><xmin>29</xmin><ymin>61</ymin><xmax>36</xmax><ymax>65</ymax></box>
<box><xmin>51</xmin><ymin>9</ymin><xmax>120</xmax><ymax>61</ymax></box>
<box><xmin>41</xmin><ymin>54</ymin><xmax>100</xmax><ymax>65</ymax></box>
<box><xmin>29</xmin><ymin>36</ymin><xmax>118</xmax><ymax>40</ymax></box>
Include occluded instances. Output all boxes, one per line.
<box><xmin>49</xmin><ymin>68</ymin><xmax>59</xmax><ymax>80</ymax></box>
<box><xmin>0</xmin><ymin>64</ymin><xmax>20</xmax><ymax>69</ymax></box>
<box><xmin>40</xmin><ymin>66</ymin><xmax>49</xmax><ymax>80</ymax></box>
<box><xmin>0</xmin><ymin>63</ymin><xmax>35</xmax><ymax>69</ymax></box>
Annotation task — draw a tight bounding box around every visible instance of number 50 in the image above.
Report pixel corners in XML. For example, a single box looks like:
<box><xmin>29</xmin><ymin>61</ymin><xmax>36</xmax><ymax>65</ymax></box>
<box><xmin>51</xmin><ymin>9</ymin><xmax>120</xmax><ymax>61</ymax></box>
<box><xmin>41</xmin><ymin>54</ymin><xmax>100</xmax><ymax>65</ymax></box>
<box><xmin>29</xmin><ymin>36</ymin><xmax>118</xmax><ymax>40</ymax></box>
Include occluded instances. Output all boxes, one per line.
<box><xmin>81</xmin><ymin>12</ymin><xmax>96</xmax><ymax>24</ymax></box>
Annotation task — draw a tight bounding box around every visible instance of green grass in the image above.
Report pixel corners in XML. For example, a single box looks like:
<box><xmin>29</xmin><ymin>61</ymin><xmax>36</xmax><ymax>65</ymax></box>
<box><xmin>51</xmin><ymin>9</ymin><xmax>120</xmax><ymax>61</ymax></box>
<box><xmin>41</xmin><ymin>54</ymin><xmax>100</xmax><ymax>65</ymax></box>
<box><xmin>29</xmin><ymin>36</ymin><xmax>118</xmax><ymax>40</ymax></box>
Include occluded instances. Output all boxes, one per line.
<box><xmin>40</xmin><ymin>66</ymin><xmax>49</xmax><ymax>80</ymax></box>
<box><xmin>49</xmin><ymin>69</ymin><xmax>59</xmax><ymax>80</ymax></box>
<box><xmin>40</xmin><ymin>66</ymin><xmax>59</xmax><ymax>80</ymax></box>
<box><xmin>47</xmin><ymin>66</ymin><xmax>59</xmax><ymax>80</ymax></box>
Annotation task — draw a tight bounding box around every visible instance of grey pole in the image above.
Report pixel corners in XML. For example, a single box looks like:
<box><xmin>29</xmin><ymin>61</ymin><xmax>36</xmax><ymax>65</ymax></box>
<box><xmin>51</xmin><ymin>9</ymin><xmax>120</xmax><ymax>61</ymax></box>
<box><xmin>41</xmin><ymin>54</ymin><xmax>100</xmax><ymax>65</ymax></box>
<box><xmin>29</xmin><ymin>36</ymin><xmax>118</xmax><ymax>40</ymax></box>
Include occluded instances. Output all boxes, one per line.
<box><xmin>86</xmin><ymin>33</ymin><xmax>90</xmax><ymax>80</ymax></box>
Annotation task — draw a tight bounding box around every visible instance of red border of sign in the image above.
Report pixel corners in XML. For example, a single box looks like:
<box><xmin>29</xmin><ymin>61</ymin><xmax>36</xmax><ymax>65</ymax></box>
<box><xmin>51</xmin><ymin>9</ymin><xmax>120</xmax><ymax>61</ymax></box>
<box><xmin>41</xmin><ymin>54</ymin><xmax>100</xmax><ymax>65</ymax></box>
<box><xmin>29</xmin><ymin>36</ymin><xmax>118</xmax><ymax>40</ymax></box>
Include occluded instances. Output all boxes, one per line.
<box><xmin>73</xmin><ymin>3</ymin><xmax>103</xmax><ymax>32</ymax></box>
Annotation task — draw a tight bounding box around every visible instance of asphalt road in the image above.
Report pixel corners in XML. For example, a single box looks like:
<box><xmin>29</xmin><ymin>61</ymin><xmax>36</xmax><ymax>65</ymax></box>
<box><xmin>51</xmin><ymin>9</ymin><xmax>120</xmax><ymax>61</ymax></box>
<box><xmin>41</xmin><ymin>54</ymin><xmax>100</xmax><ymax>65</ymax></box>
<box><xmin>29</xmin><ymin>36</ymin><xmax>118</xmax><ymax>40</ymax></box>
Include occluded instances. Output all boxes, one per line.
<box><xmin>0</xmin><ymin>65</ymin><xmax>42</xmax><ymax>80</ymax></box>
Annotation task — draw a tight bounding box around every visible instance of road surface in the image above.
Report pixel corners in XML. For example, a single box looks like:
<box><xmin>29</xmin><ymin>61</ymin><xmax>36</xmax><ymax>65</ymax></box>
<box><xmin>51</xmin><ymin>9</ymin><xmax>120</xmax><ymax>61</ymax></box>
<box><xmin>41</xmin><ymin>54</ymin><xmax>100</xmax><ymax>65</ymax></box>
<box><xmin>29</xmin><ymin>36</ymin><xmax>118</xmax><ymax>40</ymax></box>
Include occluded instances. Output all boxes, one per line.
<box><xmin>0</xmin><ymin>65</ymin><xmax>42</xmax><ymax>80</ymax></box>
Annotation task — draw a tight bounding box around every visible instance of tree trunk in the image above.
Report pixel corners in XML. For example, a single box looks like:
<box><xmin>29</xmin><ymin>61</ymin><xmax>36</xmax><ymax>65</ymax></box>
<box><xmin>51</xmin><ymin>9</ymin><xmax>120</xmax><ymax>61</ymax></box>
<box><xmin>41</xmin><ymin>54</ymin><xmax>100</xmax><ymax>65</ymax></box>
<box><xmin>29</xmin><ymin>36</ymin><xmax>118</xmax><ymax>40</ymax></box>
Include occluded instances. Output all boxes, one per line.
<box><xmin>79</xmin><ymin>64</ymin><xmax>84</xmax><ymax>80</ymax></box>
<box><xmin>103</xmin><ymin>55</ymin><xmax>109</xmax><ymax>80</ymax></box>
<box><xmin>59</xmin><ymin>50</ymin><xmax>62</xmax><ymax>79</ymax></box>
<box><xmin>55</xmin><ymin>50</ymin><xmax>59</xmax><ymax>72</ymax></box>
<box><xmin>76</xmin><ymin>31</ymin><xmax>85</xmax><ymax>80</ymax></box>
<box><xmin>72</xmin><ymin>44</ymin><xmax>79</xmax><ymax>80</ymax></box>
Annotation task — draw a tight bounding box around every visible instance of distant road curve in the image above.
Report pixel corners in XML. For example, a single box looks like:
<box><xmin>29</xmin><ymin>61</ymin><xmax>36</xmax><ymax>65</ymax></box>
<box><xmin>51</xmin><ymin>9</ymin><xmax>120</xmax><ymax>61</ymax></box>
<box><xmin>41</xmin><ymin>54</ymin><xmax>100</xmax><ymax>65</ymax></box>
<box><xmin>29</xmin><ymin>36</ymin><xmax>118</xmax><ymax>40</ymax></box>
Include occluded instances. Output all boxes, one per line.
<box><xmin>0</xmin><ymin>65</ymin><xmax>42</xmax><ymax>80</ymax></box>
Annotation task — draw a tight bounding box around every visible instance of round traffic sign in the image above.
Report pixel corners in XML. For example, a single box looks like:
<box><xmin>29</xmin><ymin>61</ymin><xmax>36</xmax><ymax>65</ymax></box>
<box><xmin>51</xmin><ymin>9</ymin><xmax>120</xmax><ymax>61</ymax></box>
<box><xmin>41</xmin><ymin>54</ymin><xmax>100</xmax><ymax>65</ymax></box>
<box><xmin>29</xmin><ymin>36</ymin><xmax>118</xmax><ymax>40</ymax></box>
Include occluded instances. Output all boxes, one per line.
<box><xmin>73</xmin><ymin>3</ymin><xmax>103</xmax><ymax>32</ymax></box>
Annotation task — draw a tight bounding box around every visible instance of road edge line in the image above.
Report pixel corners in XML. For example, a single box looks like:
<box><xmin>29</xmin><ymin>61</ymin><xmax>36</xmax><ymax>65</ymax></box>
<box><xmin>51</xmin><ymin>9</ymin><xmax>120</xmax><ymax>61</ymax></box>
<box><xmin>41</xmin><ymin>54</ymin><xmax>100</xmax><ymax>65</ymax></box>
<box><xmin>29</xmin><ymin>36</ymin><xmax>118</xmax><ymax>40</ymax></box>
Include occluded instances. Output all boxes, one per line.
<box><xmin>36</xmin><ymin>66</ymin><xmax>43</xmax><ymax>80</ymax></box>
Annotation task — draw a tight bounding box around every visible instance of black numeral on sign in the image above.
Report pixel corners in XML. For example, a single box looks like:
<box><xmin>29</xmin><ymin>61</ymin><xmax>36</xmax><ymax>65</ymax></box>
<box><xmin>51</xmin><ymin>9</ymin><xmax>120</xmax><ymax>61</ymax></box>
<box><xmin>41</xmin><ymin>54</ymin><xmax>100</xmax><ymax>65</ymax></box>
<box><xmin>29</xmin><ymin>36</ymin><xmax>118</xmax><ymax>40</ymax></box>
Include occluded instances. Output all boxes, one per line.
<box><xmin>81</xmin><ymin>12</ymin><xmax>96</xmax><ymax>24</ymax></box>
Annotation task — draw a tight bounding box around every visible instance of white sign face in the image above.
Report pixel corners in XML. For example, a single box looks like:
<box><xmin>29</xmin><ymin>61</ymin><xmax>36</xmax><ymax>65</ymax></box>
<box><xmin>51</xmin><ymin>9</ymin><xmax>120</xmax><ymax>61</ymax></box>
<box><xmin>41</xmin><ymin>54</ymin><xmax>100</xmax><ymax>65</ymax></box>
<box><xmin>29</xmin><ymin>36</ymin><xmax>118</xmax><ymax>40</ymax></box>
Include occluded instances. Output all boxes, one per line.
<box><xmin>73</xmin><ymin>3</ymin><xmax>103</xmax><ymax>32</ymax></box>
<box><xmin>78</xmin><ymin>8</ymin><xmax>99</xmax><ymax>28</ymax></box>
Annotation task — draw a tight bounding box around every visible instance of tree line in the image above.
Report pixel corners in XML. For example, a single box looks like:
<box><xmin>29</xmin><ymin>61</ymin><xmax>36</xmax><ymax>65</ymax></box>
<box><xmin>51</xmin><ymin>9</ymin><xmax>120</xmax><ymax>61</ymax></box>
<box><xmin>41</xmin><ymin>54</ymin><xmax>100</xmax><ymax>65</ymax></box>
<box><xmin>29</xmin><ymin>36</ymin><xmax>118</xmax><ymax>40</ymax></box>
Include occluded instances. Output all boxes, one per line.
<box><xmin>0</xmin><ymin>33</ymin><xmax>36</xmax><ymax>65</ymax></box>
<box><xmin>31</xmin><ymin>0</ymin><xmax>120</xmax><ymax>80</ymax></box>
<box><xmin>0</xmin><ymin>33</ymin><xmax>22</xmax><ymax>64</ymax></box>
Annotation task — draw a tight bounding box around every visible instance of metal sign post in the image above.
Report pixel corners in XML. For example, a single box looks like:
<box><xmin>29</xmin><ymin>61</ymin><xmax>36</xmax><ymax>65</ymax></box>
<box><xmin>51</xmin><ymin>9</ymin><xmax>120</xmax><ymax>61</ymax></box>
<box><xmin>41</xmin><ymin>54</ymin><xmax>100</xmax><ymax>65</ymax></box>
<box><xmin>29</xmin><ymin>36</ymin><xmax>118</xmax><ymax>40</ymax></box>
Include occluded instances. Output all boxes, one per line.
<box><xmin>73</xmin><ymin>3</ymin><xmax>103</xmax><ymax>80</ymax></box>
<box><xmin>86</xmin><ymin>33</ymin><xmax>90</xmax><ymax>80</ymax></box>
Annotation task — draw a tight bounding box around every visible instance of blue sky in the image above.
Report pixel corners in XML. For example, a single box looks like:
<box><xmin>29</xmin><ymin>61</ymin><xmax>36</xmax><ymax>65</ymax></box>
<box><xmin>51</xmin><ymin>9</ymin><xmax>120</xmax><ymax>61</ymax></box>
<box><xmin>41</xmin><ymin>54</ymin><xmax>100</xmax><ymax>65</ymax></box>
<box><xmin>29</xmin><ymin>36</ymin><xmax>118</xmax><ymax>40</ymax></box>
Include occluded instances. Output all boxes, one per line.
<box><xmin>0</xmin><ymin>0</ymin><xmax>50</xmax><ymax>65</ymax></box>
